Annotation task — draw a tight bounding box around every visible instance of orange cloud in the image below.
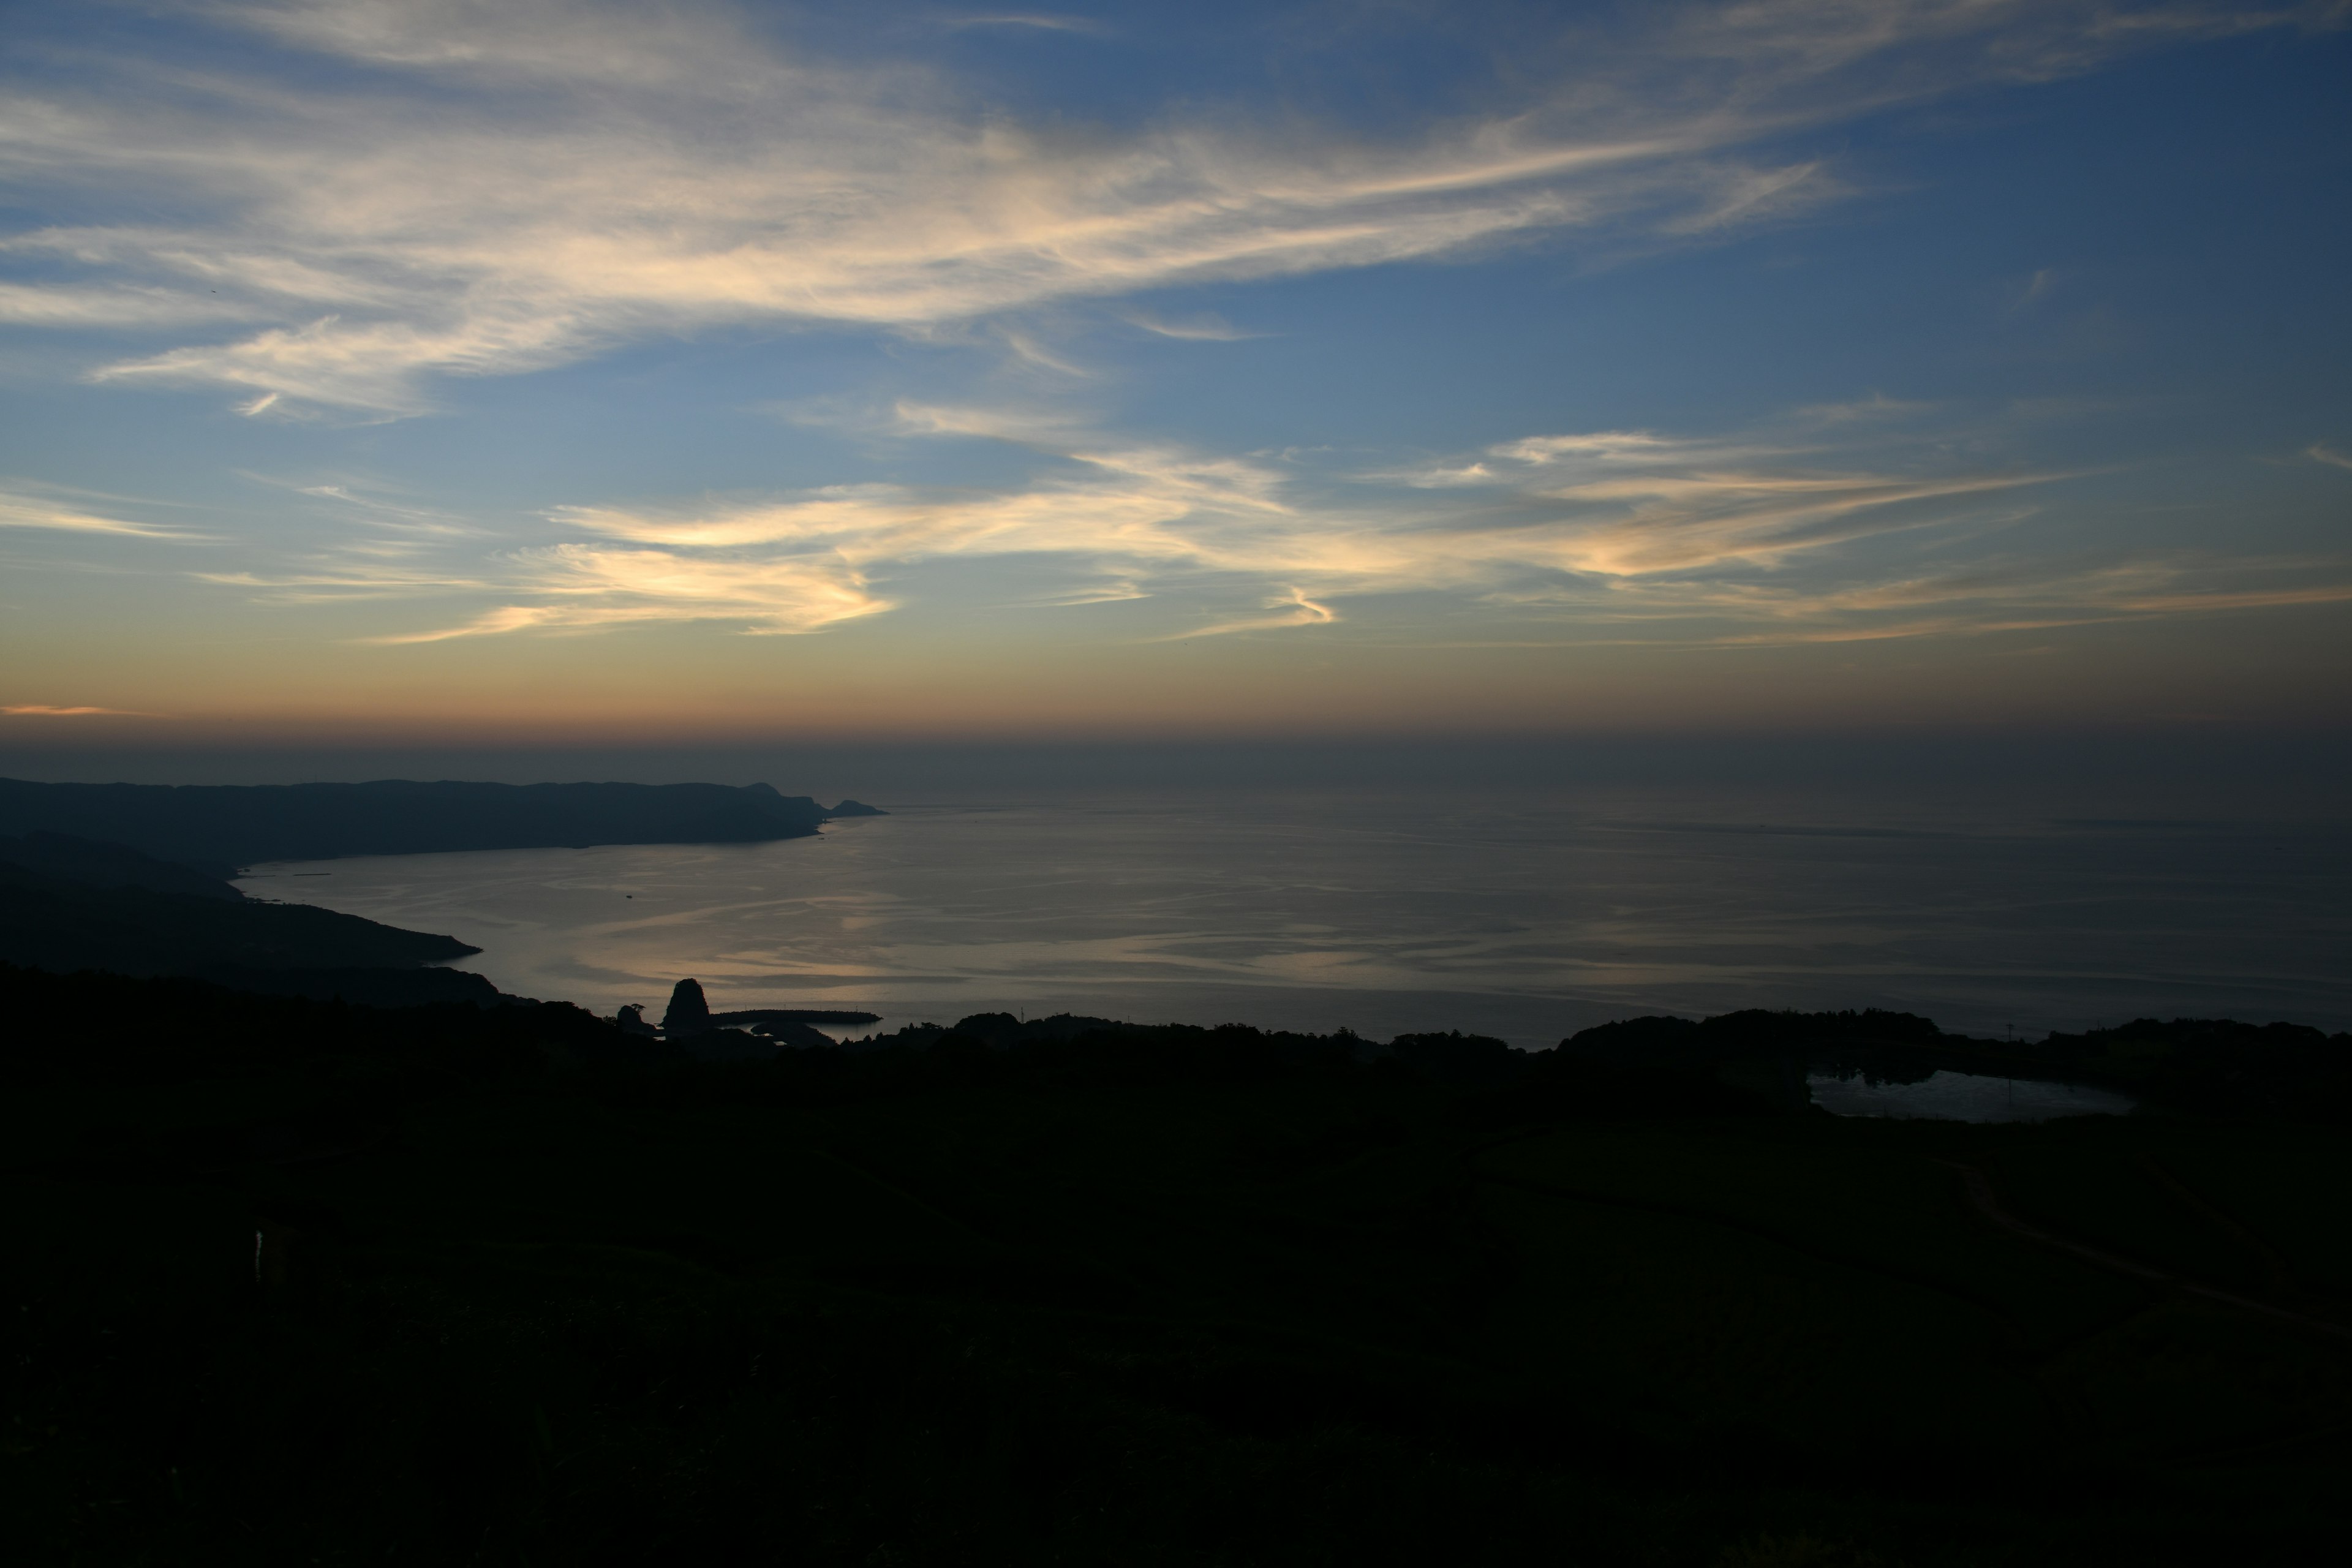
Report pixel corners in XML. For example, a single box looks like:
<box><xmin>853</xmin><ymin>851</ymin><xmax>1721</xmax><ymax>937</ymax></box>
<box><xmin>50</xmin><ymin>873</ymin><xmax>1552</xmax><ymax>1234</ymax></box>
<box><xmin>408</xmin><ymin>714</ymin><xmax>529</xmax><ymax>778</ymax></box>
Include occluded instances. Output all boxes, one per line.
<box><xmin>1</xmin><ymin>704</ymin><xmax>157</xmax><ymax>717</ymax></box>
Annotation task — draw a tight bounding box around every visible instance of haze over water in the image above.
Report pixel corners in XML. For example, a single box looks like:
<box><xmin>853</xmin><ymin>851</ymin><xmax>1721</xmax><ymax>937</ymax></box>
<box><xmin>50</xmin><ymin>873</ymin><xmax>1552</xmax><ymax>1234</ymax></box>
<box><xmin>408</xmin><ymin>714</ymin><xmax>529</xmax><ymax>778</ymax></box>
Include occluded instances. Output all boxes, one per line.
<box><xmin>241</xmin><ymin>788</ymin><xmax>2352</xmax><ymax>1049</ymax></box>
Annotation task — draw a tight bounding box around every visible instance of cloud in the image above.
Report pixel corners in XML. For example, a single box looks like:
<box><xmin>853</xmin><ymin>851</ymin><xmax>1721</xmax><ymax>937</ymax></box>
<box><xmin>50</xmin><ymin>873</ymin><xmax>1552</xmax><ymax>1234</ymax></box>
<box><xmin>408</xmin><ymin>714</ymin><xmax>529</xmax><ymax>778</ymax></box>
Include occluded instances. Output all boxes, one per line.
<box><xmin>368</xmin><ymin>605</ymin><xmax>570</xmax><ymax>643</ymax></box>
<box><xmin>207</xmin><ymin>0</ymin><xmax>774</xmax><ymax>84</ymax></box>
<box><xmin>1162</xmin><ymin>586</ymin><xmax>1338</xmax><ymax>639</ymax></box>
<box><xmin>350</xmin><ymin>401</ymin><xmax>2115</xmax><ymax>641</ymax></box>
<box><xmin>942</xmin><ymin>13</ymin><xmax>1111</xmax><ymax>34</ymax></box>
<box><xmin>1023</xmin><ymin>575</ymin><xmax>1149</xmax><ymax>607</ymax></box>
<box><xmin>1</xmin><ymin>704</ymin><xmax>156</xmax><ymax>717</ymax></box>
<box><xmin>373</xmin><ymin>544</ymin><xmax>891</xmax><ymax>641</ymax></box>
<box><xmin>3</xmin><ymin>0</ymin><xmax>2310</xmax><ymax>413</ymax></box>
<box><xmin>1531</xmin><ymin>471</ymin><xmax>2059</xmax><ymax>575</ymax></box>
<box><xmin>996</xmin><ymin>326</ymin><xmax>1093</xmax><ymax>377</ymax></box>
<box><xmin>1659</xmin><ymin>159</ymin><xmax>1841</xmax><ymax>234</ymax></box>
<box><xmin>1382</xmin><ymin>424</ymin><xmax>2068</xmax><ymax>573</ymax></box>
<box><xmin>0</xmin><ymin>486</ymin><xmax>202</xmax><ymax>539</ymax></box>
<box><xmin>1787</xmin><ymin>393</ymin><xmax>1936</xmax><ymax>426</ymax></box>
<box><xmin>235</xmin><ymin>387</ymin><xmax>2350</xmax><ymax>647</ymax></box>
<box><xmin>1122</xmin><ymin>311</ymin><xmax>1269</xmax><ymax>342</ymax></box>
<box><xmin>1491</xmin><ymin>550</ymin><xmax>2352</xmax><ymax>647</ymax></box>
<box><xmin>233</xmin><ymin>470</ymin><xmax>484</xmax><ymax>535</ymax></box>
<box><xmin>2107</xmin><ymin>581</ymin><xmax>2352</xmax><ymax>614</ymax></box>
<box><xmin>2309</xmin><ymin>443</ymin><xmax>2352</xmax><ymax>472</ymax></box>
<box><xmin>195</xmin><ymin>568</ymin><xmax>494</xmax><ymax>601</ymax></box>
<box><xmin>0</xmin><ymin>283</ymin><xmax>262</xmax><ymax>329</ymax></box>
<box><xmin>91</xmin><ymin>312</ymin><xmax>574</xmax><ymax>417</ymax></box>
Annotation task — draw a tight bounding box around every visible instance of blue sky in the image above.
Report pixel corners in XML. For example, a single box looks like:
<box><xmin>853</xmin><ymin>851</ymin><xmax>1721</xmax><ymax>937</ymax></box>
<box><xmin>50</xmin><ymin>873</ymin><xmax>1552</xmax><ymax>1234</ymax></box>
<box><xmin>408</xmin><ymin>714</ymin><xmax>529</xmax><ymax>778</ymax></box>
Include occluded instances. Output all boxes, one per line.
<box><xmin>2</xmin><ymin>0</ymin><xmax>2346</xmax><ymax>744</ymax></box>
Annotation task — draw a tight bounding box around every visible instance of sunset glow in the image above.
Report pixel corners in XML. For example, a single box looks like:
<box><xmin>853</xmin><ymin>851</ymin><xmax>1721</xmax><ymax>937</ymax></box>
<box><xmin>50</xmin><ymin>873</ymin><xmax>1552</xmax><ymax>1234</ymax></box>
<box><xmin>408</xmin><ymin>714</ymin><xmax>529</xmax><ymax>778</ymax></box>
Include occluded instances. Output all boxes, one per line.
<box><xmin>3</xmin><ymin>1</ymin><xmax>2346</xmax><ymax>745</ymax></box>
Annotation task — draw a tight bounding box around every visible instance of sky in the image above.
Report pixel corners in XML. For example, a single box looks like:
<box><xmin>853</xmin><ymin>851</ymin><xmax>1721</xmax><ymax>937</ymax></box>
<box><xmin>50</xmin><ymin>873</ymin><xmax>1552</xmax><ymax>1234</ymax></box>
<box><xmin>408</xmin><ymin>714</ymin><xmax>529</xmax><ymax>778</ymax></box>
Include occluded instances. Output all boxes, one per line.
<box><xmin>2</xmin><ymin>0</ymin><xmax>2348</xmax><ymax>755</ymax></box>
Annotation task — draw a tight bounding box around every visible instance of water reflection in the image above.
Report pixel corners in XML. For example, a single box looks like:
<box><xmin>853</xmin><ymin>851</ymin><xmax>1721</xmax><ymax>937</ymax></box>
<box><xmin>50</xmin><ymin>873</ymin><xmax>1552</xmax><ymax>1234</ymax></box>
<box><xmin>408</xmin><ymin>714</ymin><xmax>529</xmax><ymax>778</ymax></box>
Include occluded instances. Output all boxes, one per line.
<box><xmin>235</xmin><ymin>790</ymin><xmax>2352</xmax><ymax>1049</ymax></box>
<box><xmin>1807</xmin><ymin>1069</ymin><xmax>2136</xmax><ymax>1123</ymax></box>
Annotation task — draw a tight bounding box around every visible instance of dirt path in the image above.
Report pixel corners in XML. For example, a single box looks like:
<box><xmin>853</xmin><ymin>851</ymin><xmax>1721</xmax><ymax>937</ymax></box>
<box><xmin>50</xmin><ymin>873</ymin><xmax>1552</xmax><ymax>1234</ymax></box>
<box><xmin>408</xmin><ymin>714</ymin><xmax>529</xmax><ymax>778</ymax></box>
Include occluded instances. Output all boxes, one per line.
<box><xmin>1932</xmin><ymin>1158</ymin><xmax>2352</xmax><ymax>1343</ymax></box>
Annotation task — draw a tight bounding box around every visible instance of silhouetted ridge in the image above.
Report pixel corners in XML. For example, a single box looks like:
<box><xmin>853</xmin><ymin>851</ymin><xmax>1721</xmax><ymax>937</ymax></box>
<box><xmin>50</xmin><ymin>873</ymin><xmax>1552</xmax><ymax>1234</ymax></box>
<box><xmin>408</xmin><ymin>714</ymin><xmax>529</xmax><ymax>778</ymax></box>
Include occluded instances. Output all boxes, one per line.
<box><xmin>0</xmin><ymin>859</ymin><xmax>479</xmax><ymax>978</ymax></box>
<box><xmin>0</xmin><ymin>777</ymin><xmax>861</xmax><ymax>871</ymax></box>
<box><xmin>0</xmin><ymin>848</ymin><xmax>516</xmax><ymax>1009</ymax></box>
<box><xmin>205</xmin><ymin>965</ymin><xmax>510</xmax><ymax>1008</ymax></box>
<box><xmin>1560</xmin><ymin>1008</ymin><xmax>1942</xmax><ymax>1065</ymax></box>
<box><xmin>2029</xmin><ymin>1015</ymin><xmax>2352</xmax><ymax>1118</ymax></box>
<box><xmin>1556</xmin><ymin>1013</ymin><xmax>1702</xmax><ymax>1062</ymax></box>
<box><xmin>0</xmin><ymin>831</ymin><xmax>244</xmax><ymax>900</ymax></box>
<box><xmin>1371</xmin><ymin>1029</ymin><xmax>1521</xmax><ymax>1085</ymax></box>
<box><xmin>1547</xmin><ymin>1006</ymin><xmax>2352</xmax><ymax>1120</ymax></box>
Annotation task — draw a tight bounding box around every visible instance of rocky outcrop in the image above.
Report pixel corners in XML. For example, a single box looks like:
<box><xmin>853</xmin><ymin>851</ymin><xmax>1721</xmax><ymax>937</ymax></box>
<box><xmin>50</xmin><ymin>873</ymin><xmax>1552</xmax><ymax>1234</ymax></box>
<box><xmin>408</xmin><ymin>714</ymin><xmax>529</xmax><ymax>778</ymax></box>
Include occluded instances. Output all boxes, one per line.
<box><xmin>662</xmin><ymin>977</ymin><xmax>713</xmax><ymax>1036</ymax></box>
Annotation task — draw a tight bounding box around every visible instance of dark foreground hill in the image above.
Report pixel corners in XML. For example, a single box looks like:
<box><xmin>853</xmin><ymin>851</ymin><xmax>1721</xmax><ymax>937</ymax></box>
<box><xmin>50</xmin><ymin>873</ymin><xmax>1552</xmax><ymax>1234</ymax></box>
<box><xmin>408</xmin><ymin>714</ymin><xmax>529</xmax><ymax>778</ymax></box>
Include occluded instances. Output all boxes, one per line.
<box><xmin>0</xmin><ymin>777</ymin><xmax>882</xmax><ymax>875</ymax></box>
<box><xmin>6</xmin><ymin>965</ymin><xmax>2351</xmax><ymax>1566</ymax></box>
<box><xmin>1553</xmin><ymin>1006</ymin><xmax>2352</xmax><ymax>1121</ymax></box>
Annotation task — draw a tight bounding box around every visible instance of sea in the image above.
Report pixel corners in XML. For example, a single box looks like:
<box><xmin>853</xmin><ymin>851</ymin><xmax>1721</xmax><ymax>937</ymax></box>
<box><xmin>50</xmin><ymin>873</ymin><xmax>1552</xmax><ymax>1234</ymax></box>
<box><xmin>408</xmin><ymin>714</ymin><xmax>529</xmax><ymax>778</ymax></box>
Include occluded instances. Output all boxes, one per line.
<box><xmin>236</xmin><ymin>786</ymin><xmax>2352</xmax><ymax>1051</ymax></box>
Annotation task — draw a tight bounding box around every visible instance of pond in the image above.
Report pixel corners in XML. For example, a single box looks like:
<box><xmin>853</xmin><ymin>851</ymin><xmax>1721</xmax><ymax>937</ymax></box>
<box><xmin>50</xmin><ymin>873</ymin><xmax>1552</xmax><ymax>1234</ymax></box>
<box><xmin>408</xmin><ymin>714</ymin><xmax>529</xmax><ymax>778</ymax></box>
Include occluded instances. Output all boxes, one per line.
<box><xmin>1807</xmin><ymin>1069</ymin><xmax>2136</xmax><ymax>1123</ymax></box>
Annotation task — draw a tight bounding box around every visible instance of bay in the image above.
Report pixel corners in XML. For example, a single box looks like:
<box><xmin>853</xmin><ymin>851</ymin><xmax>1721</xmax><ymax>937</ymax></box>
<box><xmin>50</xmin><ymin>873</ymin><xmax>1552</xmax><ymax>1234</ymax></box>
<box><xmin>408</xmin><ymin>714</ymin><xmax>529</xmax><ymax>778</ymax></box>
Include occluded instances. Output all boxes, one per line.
<box><xmin>236</xmin><ymin>788</ymin><xmax>2352</xmax><ymax>1049</ymax></box>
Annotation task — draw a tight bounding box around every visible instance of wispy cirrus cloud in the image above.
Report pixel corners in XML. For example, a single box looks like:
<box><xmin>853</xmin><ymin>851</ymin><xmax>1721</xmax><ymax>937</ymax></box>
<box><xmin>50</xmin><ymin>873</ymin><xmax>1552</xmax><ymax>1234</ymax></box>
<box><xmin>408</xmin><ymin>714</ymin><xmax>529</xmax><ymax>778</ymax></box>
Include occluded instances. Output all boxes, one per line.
<box><xmin>217</xmin><ymin>392</ymin><xmax>2350</xmax><ymax>649</ymax></box>
<box><xmin>1159</xmin><ymin>587</ymin><xmax>1338</xmax><ymax>640</ymax></box>
<box><xmin>368</xmin><ymin>545</ymin><xmax>891</xmax><ymax>641</ymax></box>
<box><xmin>193</xmin><ymin>568</ymin><xmax>493</xmax><ymax>601</ymax></box>
<box><xmin>0</xmin><ymin>282</ymin><xmax>263</xmax><ymax>329</ymax></box>
<box><xmin>1551</xmin><ymin>553</ymin><xmax>2352</xmax><ymax>647</ymax></box>
<box><xmin>941</xmin><ymin>13</ymin><xmax>1112</xmax><ymax>34</ymax></box>
<box><xmin>0</xmin><ymin>486</ymin><xmax>205</xmax><ymax>540</ymax></box>
<box><xmin>4</xmin><ymin>0</ymin><xmax>2322</xmax><ymax>415</ymax></box>
<box><xmin>1122</xmin><ymin>310</ymin><xmax>1270</xmax><ymax>342</ymax></box>
<box><xmin>350</xmin><ymin>398</ymin><xmax>2344</xmax><ymax>646</ymax></box>
<box><xmin>1395</xmin><ymin>427</ymin><xmax>2070</xmax><ymax>575</ymax></box>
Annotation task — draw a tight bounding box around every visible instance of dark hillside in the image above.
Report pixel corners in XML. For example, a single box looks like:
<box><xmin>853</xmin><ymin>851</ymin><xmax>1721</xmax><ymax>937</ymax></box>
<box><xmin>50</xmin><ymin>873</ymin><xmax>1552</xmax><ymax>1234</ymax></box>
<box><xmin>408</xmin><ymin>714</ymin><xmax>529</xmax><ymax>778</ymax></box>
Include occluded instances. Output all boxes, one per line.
<box><xmin>6</xmin><ymin>967</ymin><xmax>2351</xmax><ymax>1566</ymax></box>
<box><xmin>0</xmin><ymin>831</ymin><xmax>244</xmax><ymax>899</ymax></box>
<box><xmin>0</xmin><ymin>861</ymin><xmax>480</xmax><ymax>977</ymax></box>
<box><xmin>1564</xmin><ymin>1009</ymin><xmax>2352</xmax><ymax>1122</ymax></box>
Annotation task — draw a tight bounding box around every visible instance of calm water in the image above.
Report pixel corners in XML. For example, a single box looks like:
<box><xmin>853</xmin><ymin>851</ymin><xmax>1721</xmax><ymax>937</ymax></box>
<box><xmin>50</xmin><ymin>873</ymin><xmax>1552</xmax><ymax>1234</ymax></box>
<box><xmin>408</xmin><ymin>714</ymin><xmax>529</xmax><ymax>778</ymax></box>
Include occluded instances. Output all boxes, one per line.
<box><xmin>1807</xmin><ymin>1071</ymin><xmax>2138</xmax><ymax>1123</ymax></box>
<box><xmin>237</xmin><ymin>789</ymin><xmax>2352</xmax><ymax>1050</ymax></box>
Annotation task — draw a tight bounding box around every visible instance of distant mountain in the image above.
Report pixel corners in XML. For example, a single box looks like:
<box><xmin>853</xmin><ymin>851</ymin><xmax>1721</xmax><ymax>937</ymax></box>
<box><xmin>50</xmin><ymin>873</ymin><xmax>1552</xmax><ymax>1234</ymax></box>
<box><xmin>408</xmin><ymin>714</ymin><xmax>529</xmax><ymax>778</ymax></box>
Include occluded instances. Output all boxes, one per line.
<box><xmin>0</xmin><ymin>778</ymin><xmax>864</xmax><ymax>873</ymax></box>
<box><xmin>0</xmin><ymin>831</ymin><xmax>245</xmax><ymax>899</ymax></box>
